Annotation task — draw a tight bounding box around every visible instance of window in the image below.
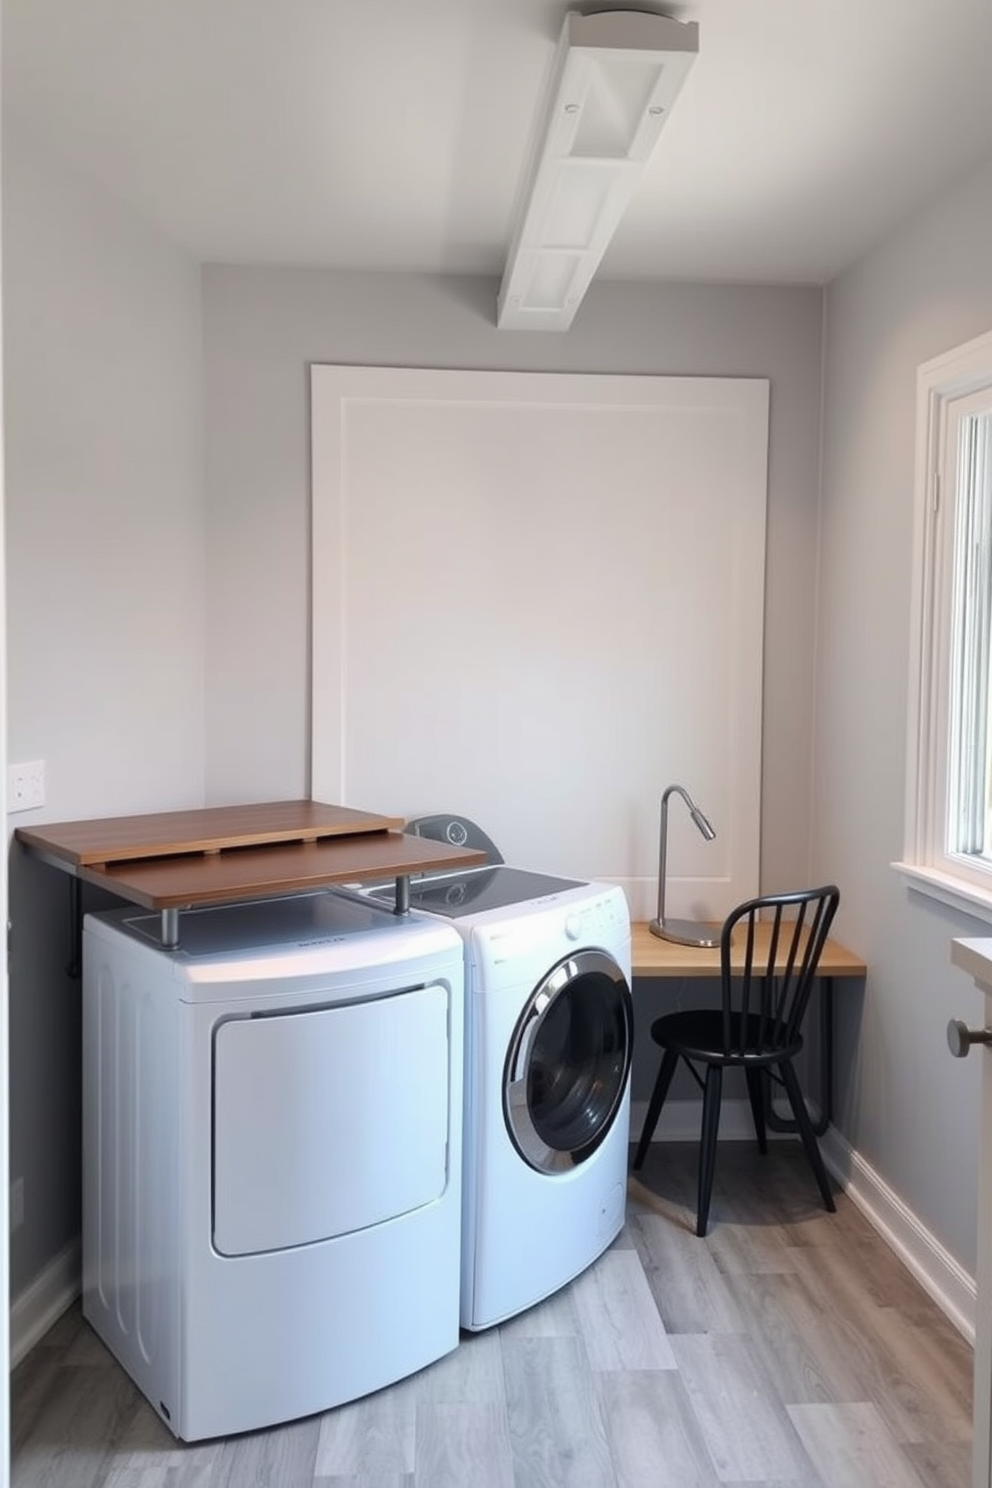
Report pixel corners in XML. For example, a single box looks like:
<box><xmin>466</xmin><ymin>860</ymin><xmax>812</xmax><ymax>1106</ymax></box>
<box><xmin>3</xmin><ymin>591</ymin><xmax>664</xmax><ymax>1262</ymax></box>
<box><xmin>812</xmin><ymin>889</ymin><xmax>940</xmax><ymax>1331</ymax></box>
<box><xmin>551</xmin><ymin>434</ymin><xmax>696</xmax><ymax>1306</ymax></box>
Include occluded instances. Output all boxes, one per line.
<box><xmin>898</xmin><ymin>329</ymin><xmax>992</xmax><ymax>919</ymax></box>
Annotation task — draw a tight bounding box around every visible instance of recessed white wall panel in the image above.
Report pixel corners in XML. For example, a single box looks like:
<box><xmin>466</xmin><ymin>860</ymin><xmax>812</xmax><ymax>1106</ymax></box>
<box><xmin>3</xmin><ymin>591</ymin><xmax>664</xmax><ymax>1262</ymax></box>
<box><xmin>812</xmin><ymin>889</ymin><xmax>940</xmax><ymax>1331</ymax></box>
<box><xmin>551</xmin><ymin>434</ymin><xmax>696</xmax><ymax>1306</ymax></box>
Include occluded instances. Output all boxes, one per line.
<box><xmin>312</xmin><ymin>366</ymin><xmax>767</xmax><ymax>921</ymax></box>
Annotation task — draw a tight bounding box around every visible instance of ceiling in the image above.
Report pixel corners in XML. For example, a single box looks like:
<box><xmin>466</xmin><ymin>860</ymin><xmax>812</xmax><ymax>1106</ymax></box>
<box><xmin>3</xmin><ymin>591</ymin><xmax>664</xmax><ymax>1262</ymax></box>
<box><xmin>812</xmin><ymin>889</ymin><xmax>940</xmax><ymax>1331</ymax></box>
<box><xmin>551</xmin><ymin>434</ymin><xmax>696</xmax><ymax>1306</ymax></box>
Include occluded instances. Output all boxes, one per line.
<box><xmin>5</xmin><ymin>0</ymin><xmax>992</xmax><ymax>289</ymax></box>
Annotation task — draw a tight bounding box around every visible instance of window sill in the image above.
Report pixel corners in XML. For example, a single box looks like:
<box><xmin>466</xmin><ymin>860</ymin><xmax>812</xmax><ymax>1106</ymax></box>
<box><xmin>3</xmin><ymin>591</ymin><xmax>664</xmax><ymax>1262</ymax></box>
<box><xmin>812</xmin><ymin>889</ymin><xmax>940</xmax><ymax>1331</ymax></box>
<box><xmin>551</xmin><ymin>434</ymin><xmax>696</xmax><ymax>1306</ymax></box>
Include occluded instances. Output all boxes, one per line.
<box><xmin>892</xmin><ymin>861</ymin><xmax>992</xmax><ymax>925</ymax></box>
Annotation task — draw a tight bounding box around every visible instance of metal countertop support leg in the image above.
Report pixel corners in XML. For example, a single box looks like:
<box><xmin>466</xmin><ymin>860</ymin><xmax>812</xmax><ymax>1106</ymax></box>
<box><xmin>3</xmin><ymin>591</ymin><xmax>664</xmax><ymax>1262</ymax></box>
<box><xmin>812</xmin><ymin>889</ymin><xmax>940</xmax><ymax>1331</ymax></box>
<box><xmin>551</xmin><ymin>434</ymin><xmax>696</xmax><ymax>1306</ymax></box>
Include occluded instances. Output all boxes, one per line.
<box><xmin>161</xmin><ymin>909</ymin><xmax>180</xmax><ymax>949</ymax></box>
<box><xmin>67</xmin><ymin>877</ymin><xmax>82</xmax><ymax>979</ymax></box>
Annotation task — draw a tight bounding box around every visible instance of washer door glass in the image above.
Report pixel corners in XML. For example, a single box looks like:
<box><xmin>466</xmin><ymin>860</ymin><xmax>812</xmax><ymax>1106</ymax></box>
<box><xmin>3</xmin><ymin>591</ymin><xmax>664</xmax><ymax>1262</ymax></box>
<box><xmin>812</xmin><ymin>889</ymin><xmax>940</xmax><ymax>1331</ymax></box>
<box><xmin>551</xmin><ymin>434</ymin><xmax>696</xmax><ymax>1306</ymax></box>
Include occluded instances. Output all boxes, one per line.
<box><xmin>504</xmin><ymin>950</ymin><xmax>633</xmax><ymax>1174</ymax></box>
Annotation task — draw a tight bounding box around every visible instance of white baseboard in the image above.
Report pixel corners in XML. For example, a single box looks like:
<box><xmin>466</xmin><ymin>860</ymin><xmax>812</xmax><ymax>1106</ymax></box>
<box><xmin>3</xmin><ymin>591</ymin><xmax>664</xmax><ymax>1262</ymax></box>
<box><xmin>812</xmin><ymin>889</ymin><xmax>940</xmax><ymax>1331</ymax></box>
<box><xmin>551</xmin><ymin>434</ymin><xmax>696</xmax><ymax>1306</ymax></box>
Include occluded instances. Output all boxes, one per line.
<box><xmin>632</xmin><ymin>1099</ymin><xmax>976</xmax><ymax>1344</ymax></box>
<box><xmin>10</xmin><ymin>1240</ymin><xmax>81</xmax><ymax>1368</ymax></box>
<box><xmin>630</xmin><ymin>1096</ymin><xmax>798</xmax><ymax>1143</ymax></box>
<box><xmin>819</xmin><ymin>1127</ymin><xmax>976</xmax><ymax>1344</ymax></box>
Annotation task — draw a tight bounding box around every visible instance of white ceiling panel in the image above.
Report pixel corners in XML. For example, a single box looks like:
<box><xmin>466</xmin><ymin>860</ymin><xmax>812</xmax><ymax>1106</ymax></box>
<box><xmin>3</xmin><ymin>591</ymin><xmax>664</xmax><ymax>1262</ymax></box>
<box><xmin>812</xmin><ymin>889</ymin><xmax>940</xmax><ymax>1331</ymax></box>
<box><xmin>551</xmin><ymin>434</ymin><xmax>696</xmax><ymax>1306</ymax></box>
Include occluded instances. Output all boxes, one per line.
<box><xmin>5</xmin><ymin>0</ymin><xmax>992</xmax><ymax>286</ymax></box>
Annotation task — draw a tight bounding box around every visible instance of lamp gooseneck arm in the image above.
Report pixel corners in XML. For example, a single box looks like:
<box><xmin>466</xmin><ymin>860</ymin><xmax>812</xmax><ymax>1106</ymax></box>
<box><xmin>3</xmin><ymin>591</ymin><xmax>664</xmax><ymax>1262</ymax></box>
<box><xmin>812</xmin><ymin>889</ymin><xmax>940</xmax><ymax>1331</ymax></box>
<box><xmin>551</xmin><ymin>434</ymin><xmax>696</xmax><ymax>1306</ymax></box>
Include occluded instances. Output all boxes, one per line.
<box><xmin>650</xmin><ymin>783</ymin><xmax>719</xmax><ymax>947</ymax></box>
<box><xmin>656</xmin><ymin>784</ymin><xmax>700</xmax><ymax>925</ymax></box>
<box><xmin>656</xmin><ymin>789</ymin><xmax>673</xmax><ymax>926</ymax></box>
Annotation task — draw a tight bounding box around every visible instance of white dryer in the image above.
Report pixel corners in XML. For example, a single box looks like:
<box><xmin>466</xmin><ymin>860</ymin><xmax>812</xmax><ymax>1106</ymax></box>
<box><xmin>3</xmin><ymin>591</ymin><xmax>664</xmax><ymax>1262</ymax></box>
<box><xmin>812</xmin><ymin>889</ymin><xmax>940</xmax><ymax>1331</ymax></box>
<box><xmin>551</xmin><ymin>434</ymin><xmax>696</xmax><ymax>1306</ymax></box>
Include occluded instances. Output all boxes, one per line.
<box><xmin>370</xmin><ymin>865</ymin><xmax>632</xmax><ymax>1330</ymax></box>
<box><xmin>82</xmin><ymin>890</ymin><xmax>464</xmax><ymax>1441</ymax></box>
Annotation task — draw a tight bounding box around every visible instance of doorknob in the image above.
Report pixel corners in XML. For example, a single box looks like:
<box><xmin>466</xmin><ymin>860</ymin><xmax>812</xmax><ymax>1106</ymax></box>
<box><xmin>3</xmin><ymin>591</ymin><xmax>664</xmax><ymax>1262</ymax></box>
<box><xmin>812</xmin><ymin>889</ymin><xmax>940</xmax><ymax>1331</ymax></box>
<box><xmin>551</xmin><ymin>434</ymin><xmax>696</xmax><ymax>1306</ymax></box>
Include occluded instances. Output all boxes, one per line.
<box><xmin>947</xmin><ymin>1018</ymin><xmax>992</xmax><ymax>1058</ymax></box>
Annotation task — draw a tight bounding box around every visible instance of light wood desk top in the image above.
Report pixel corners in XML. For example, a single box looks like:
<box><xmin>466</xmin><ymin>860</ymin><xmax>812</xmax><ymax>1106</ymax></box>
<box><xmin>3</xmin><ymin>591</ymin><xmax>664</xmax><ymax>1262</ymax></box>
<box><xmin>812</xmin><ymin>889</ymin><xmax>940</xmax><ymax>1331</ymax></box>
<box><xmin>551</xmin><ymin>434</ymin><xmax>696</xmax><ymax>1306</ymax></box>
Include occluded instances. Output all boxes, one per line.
<box><xmin>631</xmin><ymin>920</ymin><xmax>866</xmax><ymax>978</ymax></box>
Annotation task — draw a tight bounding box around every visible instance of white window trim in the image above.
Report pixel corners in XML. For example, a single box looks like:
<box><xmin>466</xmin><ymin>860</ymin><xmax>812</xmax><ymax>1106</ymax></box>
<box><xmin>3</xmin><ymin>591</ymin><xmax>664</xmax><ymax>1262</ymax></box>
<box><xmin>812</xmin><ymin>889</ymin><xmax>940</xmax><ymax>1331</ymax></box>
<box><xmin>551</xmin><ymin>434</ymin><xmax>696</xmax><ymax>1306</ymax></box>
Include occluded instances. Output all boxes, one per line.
<box><xmin>894</xmin><ymin>326</ymin><xmax>992</xmax><ymax>923</ymax></box>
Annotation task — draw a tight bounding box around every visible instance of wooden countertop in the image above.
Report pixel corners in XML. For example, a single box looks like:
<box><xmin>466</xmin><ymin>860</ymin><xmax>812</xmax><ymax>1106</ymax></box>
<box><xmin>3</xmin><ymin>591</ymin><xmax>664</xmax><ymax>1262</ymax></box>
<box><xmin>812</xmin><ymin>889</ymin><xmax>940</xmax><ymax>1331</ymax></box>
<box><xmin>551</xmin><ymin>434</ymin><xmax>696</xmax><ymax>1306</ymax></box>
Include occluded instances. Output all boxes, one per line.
<box><xmin>15</xmin><ymin>799</ymin><xmax>405</xmax><ymax>868</ymax></box>
<box><xmin>631</xmin><ymin>920</ymin><xmax>866</xmax><ymax>978</ymax></box>
<box><xmin>15</xmin><ymin>800</ymin><xmax>487</xmax><ymax>911</ymax></box>
<box><xmin>15</xmin><ymin>803</ymin><xmax>873</xmax><ymax>962</ymax></box>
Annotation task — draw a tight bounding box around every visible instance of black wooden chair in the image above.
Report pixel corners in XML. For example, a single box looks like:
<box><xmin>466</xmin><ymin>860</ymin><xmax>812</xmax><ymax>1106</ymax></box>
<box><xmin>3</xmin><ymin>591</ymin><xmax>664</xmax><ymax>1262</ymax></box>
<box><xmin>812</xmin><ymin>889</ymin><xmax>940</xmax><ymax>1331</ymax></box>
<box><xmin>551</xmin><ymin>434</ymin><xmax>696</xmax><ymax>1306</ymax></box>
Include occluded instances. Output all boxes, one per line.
<box><xmin>632</xmin><ymin>884</ymin><xmax>841</xmax><ymax>1236</ymax></box>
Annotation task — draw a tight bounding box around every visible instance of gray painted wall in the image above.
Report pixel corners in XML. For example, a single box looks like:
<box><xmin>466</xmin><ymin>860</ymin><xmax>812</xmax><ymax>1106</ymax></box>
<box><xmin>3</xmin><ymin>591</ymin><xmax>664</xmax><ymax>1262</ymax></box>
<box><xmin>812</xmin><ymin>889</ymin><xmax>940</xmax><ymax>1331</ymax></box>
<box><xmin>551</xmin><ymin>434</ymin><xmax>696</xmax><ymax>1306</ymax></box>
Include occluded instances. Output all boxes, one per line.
<box><xmin>202</xmin><ymin>267</ymin><xmax>825</xmax><ymax>904</ymax></box>
<box><xmin>817</xmin><ymin>157</ymin><xmax>992</xmax><ymax>1271</ymax></box>
<box><xmin>3</xmin><ymin>129</ymin><xmax>205</xmax><ymax>1292</ymax></box>
<box><xmin>0</xmin><ymin>151</ymin><xmax>829</xmax><ymax>1290</ymax></box>
<box><xmin>17</xmin><ymin>118</ymin><xmax>987</xmax><ymax>1302</ymax></box>
<box><xmin>201</xmin><ymin>269</ymin><xmax>826</xmax><ymax>1127</ymax></box>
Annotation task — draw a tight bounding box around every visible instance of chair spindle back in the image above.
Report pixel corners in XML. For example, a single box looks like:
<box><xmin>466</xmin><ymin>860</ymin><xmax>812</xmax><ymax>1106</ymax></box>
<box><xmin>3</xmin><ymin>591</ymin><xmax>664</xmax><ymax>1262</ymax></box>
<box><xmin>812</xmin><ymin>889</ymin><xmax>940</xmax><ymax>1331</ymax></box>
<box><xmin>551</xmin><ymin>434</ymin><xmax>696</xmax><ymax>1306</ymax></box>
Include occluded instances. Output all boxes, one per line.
<box><xmin>719</xmin><ymin>886</ymin><xmax>840</xmax><ymax>1058</ymax></box>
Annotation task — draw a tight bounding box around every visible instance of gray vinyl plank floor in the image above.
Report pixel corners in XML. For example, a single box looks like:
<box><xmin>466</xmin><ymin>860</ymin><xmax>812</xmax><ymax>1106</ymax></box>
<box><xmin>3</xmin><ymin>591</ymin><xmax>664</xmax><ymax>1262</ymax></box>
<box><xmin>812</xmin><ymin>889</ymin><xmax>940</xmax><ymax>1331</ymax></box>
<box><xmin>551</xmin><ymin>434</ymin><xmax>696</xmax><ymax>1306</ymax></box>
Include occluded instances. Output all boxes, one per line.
<box><xmin>11</xmin><ymin>1142</ymin><xmax>974</xmax><ymax>1487</ymax></box>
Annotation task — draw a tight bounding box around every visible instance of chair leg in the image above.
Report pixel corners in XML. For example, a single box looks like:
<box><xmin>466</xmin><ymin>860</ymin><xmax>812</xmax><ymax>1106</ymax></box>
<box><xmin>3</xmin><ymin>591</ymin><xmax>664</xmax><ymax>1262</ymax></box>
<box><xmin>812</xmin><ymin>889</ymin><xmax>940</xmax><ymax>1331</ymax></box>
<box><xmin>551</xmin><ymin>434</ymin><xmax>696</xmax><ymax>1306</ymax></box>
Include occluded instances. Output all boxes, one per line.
<box><xmin>778</xmin><ymin>1058</ymin><xmax>836</xmax><ymax>1214</ymax></box>
<box><xmin>696</xmin><ymin>1064</ymin><xmax>723</xmax><ymax>1237</ymax></box>
<box><xmin>632</xmin><ymin>1045</ymin><xmax>679</xmax><ymax>1170</ymax></box>
<box><xmin>745</xmin><ymin>1068</ymin><xmax>767</xmax><ymax>1154</ymax></box>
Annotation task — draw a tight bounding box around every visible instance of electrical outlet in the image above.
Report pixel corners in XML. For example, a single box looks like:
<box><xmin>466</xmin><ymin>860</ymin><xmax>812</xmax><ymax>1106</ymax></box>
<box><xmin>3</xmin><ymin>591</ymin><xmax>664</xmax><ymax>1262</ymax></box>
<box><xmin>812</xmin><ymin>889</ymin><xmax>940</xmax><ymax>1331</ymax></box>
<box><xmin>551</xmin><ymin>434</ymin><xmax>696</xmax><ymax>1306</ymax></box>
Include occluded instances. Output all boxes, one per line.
<box><xmin>7</xmin><ymin>760</ymin><xmax>46</xmax><ymax>813</ymax></box>
<box><xmin>10</xmin><ymin>1177</ymin><xmax>24</xmax><ymax>1233</ymax></box>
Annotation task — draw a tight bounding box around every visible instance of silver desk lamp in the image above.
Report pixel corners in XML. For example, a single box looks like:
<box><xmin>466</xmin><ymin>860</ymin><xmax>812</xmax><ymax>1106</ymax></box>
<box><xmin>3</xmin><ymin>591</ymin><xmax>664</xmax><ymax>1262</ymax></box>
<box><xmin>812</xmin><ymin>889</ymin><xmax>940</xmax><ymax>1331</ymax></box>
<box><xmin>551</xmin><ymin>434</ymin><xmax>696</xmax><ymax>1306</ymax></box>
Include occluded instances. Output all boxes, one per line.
<box><xmin>649</xmin><ymin>783</ymin><xmax>718</xmax><ymax>946</ymax></box>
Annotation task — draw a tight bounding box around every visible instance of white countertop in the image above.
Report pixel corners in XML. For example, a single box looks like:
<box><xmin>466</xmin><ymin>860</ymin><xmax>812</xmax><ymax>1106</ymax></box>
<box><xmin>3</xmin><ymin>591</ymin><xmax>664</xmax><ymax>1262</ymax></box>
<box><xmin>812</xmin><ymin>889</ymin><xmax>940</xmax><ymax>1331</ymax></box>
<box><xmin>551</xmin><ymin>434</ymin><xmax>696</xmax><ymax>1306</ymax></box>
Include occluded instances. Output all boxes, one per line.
<box><xmin>952</xmin><ymin>936</ymin><xmax>992</xmax><ymax>988</ymax></box>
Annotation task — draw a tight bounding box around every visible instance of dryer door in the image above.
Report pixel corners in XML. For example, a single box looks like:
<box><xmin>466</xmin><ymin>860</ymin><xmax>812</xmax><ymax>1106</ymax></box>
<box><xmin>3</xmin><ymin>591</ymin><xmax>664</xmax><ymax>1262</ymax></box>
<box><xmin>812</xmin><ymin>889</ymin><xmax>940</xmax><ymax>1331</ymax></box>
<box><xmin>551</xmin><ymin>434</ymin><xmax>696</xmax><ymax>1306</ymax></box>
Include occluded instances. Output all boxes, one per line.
<box><xmin>213</xmin><ymin>983</ymin><xmax>450</xmax><ymax>1256</ymax></box>
<box><xmin>503</xmin><ymin>950</ymin><xmax>632</xmax><ymax>1174</ymax></box>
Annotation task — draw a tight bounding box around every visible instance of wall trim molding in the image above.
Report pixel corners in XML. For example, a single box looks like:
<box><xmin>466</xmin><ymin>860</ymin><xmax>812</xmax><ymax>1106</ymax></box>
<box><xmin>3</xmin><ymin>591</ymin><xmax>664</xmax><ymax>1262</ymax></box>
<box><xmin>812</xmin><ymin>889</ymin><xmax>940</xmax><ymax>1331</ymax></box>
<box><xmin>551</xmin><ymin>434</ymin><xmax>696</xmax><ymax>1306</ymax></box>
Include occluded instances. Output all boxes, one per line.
<box><xmin>632</xmin><ymin>1098</ymin><xmax>976</xmax><ymax>1345</ymax></box>
<box><xmin>629</xmin><ymin>1096</ymin><xmax>797</xmax><ymax>1144</ymax></box>
<box><xmin>632</xmin><ymin>1102</ymin><xmax>975</xmax><ymax>1343</ymax></box>
<box><xmin>10</xmin><ymin>1240</ymin><xmax>81</xmax><ymax>1369</ymax></box>
<box><xmin>819</xmin><ymin>1126</ymin><xmax>976</xmax><ymax>1343</ymax></box>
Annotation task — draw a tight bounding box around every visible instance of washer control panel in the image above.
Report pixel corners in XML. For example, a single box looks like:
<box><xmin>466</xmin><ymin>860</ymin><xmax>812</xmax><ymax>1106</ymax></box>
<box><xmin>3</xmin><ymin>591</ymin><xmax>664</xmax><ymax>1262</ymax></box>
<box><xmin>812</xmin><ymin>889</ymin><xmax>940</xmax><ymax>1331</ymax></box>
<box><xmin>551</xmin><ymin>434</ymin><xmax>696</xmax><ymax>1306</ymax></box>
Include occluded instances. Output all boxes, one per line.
<box><xmin>470</xmin><ymin>883</ymin><xmax>631</xmax><ymax>989</ymax></box>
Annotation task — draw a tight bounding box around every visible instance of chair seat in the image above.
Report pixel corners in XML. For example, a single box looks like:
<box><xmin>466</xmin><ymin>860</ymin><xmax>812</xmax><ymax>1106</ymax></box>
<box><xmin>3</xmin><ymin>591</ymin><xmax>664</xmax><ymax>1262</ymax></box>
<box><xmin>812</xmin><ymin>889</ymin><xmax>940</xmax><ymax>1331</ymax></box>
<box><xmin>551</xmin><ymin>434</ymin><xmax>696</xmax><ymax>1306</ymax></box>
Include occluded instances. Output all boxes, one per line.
<box><xmin>650</xmin><ymin>1010</ymin><xmax>803</xmax><ymax>1067</ymax></box>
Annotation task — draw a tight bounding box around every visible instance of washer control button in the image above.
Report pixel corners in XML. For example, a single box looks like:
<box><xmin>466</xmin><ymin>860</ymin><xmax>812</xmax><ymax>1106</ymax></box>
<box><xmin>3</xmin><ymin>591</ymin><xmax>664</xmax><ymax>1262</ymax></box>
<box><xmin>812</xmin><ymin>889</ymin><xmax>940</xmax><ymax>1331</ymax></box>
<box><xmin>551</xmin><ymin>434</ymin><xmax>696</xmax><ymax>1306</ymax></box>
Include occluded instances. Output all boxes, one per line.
<box><xmin>564</xmin><ymin>913</ymin><xmax>582</xmax><ymax>941</ymax></box>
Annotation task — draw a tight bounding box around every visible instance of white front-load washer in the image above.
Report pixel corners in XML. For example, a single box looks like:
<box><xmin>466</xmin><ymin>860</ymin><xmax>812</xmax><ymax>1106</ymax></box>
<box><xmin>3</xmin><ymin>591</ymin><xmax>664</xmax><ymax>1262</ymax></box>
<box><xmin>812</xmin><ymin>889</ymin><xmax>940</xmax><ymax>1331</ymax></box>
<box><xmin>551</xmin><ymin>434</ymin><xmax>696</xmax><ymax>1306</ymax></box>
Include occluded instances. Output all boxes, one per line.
<box><xmin>368</xmin><ymin>864</ymin><xmax>633</xmax><ymax>1330</ymax></box>
<box><xmin>82</xmin><ymin>889</ymin><xmax>465</xmax><ymax>1440</ymax></box>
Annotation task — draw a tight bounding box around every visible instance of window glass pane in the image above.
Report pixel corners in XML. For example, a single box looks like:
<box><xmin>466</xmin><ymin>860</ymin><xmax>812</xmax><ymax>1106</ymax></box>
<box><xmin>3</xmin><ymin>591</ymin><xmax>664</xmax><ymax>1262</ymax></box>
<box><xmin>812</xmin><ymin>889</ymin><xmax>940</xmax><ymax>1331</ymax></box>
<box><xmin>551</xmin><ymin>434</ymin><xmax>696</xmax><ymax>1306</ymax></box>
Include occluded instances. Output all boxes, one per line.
<box><xmin>949</xmin><ymin>409</ymin><xmax>992</xmax><ymax>861</ymax></box>
<box><xmin>896</xmin><ymin>327</ymin><xmax>992</xmax><ymax>922</ymax></box>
